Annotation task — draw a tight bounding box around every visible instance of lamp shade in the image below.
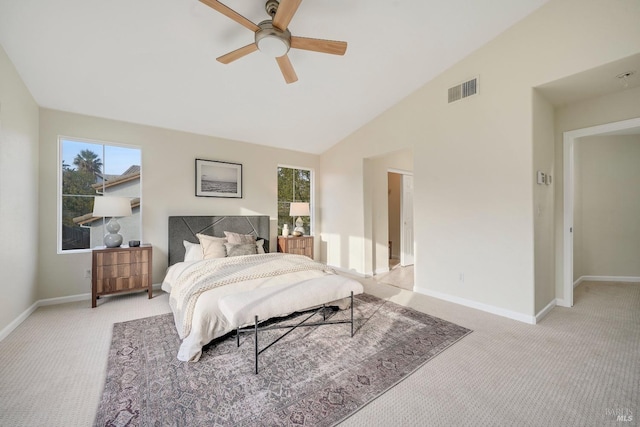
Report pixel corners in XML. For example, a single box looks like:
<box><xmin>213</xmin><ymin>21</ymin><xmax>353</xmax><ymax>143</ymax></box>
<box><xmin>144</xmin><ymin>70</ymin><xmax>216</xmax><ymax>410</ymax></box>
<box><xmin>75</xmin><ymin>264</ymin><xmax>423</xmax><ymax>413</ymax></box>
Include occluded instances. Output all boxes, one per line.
<box><xmin>93</xmin><ymin>197</ymin><xmax>132</xmax><ymax>217</ymax></box>
<box><xmin>289</xmin><ymin>202</ymin><xmax>310</xmax><ymax>217</ymax></box>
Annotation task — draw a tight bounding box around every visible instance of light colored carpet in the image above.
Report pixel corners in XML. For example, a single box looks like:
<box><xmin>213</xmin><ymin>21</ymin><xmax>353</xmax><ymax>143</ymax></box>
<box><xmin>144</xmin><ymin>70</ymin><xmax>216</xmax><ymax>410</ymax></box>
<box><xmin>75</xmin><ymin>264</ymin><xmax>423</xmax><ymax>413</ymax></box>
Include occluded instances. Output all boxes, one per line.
<box><xmin>0</xmin><ymin>280</ymin><xmax>638</xmax><ymax>426</ymax></box>
<box><xmin>374</xmin><ymin>264</ymin><xmax>414</xmax><ymax>291</ymax></box>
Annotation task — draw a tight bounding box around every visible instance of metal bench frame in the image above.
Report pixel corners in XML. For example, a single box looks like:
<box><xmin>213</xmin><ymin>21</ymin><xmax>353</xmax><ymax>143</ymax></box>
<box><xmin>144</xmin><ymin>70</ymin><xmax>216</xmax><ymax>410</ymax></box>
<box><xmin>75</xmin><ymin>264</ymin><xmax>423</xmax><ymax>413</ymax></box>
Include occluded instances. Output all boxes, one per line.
<box><xmin>235</xmin><ymin>291</ymin><xmax>356</xmax><ymax>374</ymax></box>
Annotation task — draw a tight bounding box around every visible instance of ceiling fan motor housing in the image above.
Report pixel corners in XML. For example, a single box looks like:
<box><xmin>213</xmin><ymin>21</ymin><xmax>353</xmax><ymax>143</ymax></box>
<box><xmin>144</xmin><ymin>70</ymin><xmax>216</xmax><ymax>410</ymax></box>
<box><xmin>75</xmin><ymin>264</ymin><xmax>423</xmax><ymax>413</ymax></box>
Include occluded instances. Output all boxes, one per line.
<box><xmin>265</xmin><ymin>0</ymin><xmax>280</xmax><ymax>17</ymax></box>
<box><xmin>255</xmin><ymin>20</ymin><xmax>291</xmax><ymax>57</ymax></box>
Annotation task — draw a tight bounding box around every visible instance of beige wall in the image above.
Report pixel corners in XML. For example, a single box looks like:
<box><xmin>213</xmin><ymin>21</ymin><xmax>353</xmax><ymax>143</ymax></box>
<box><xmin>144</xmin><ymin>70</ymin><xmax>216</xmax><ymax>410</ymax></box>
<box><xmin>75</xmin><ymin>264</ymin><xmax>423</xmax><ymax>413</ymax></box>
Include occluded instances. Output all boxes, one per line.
<box><xmin>532</xmin><ymin>90</ymin><xmax>556</xmax><ymax>313</ymax></box>
<box><xmin>0</xmin><ymin>45</ymin><xmax>39</xmax><ymax>333</ymax></box>
<box><xmin>573</xmin><ymin>135</ymin><xmax>640</xmax><ymax>278</ymax></box>
<box><xmin>38</xmin><ymin>109</ymin><xmax>320</xmax><ymax>299</ymax></box>
<box><xmin>554</xmin><ymin>86</ymin><xmax>640</xmax><ymax>299</ymax></box>
<box><xmin>320</xmin><ymin>0</ymin><xmax>640</xmax><ymax>320</ymax></box>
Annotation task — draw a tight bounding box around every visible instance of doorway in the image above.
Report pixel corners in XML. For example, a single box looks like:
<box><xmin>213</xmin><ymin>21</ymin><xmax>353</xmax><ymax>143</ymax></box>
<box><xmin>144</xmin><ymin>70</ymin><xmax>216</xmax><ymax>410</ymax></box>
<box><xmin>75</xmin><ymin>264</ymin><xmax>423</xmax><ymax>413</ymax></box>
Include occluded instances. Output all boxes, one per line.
<box><xmin>562</xmin><ymin>116</ymin><xmax>640</xmax><ymax>307</ymax></box>
<box><xmin>384</xmin><ymin>169</ymin><xmax>414</xmax><ymax>291</ymax></box>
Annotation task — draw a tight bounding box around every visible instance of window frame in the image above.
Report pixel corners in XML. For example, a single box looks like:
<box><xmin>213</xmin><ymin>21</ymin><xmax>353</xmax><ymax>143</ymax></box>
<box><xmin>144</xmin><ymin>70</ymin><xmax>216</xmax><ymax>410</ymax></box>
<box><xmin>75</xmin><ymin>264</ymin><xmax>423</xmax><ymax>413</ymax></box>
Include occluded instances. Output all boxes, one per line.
<box><xmin>57</xmin><ymin>135</ymin><xmax>143</xmax><ymax>254</ymax></box>
<box><xmin>277</xmin><ymin>164</ymin><xmax>314</xmax><ymax>236</ymax></box>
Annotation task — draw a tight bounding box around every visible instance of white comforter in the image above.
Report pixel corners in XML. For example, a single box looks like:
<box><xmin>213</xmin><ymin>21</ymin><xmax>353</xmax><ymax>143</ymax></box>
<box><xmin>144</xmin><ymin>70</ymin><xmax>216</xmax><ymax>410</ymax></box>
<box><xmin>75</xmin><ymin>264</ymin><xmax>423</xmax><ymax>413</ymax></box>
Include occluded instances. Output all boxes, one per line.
<box><xmin>162</xmin><ymin>254</ymin><xmax>363</xmax><ymax>362</ymax></box>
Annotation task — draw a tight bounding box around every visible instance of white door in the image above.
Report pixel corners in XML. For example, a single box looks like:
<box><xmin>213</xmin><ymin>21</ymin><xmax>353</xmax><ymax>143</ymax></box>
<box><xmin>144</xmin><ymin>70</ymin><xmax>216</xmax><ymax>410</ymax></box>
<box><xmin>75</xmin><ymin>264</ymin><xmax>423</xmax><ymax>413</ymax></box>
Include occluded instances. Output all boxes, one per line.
<box><xmin>401</xmin><ymin>174</ymin><xmax>414</xmax><ymax>266</ymax></box>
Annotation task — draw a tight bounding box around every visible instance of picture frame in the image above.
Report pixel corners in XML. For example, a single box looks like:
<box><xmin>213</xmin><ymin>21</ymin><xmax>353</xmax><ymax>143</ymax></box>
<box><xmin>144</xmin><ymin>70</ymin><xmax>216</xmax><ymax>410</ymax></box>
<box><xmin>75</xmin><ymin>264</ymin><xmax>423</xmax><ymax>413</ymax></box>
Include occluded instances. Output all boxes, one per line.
<box><xmin>195</xmin><ymin>159</ymin><xmax>243</xmax><ymax>198</ymax></box>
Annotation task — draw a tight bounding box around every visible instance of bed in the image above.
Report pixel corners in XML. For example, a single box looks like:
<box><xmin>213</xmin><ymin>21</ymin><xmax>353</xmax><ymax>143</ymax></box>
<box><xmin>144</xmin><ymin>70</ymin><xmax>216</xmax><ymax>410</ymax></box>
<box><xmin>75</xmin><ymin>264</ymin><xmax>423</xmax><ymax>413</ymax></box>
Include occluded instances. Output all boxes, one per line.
<box><xmin>162</xmin><ymin>216</ymin><xmax>364</xmax><ymax>362</ymax></box>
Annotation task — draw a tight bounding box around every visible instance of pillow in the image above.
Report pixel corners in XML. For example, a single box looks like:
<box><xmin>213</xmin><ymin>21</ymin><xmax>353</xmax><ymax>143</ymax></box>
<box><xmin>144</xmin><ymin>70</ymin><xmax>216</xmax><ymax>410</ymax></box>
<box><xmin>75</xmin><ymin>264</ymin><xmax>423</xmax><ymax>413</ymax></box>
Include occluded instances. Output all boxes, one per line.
<box><xmin>196</xmin><ymin>234</ymin><xmax>227</xmax><ymax>259</ymax></box>
<box><xmin>256</xmin><ymin>239</ymin><xmax>266</xmax><ymax>254</ymax></box>
<box><xmin>224</xmin><ymin>231</ymin><xmax>256</xmax><ymax>244</ymax></box>
<box><xmin>183</xmin><ymin>240</ymin><xmax>203</xmax><ymax>262</ymax></box>
<box><xmin>224</xmin><ymin>242</ymin><xmax>258</xmax><ymax>257</ymax></box>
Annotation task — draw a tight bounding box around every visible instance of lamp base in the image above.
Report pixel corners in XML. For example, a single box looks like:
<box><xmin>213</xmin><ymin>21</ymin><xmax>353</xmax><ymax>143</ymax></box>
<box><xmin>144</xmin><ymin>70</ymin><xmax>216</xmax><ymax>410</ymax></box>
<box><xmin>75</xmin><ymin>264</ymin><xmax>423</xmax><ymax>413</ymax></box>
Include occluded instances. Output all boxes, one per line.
<box><xmin>294</xmin><ymin>216</ymin><xmax>305</xmax><ymax>235</ymax></box>
<box><xmin>104</xmin><ymin>233</ymin><xmax>123</xmax><ymax>248</ymax></box>
<box><xmin>104</xmin><ymin>217</ymin><xmax>123</xmax><ymax>248</ymax></box>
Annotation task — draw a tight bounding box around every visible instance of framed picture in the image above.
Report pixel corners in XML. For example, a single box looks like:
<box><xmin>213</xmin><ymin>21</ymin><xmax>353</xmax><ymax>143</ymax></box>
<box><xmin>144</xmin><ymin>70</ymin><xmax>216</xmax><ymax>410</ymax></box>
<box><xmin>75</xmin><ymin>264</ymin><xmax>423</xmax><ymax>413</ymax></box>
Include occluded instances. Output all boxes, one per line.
<box><xmin>195</xmin><ymin>159</ymin><xmax>243</xmax><ymax>198</ymax></box>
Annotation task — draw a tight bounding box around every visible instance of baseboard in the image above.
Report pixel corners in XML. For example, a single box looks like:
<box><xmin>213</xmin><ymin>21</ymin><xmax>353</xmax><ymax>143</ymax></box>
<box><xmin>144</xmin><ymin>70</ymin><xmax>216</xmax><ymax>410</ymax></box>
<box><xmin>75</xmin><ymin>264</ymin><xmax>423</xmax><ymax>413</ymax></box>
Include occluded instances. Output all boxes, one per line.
<box><xmin>38</xmin><ymin>293</ymin><xmax>92</xmax><ymax>306</ymax></box>
<box><xmin>574</xmin><ymin>275</ymin><xmax>640</xmax><ymax>288</ymax></box>
<box><xmin>555</xmin><ymin>298</ymin><xmax>570</xmax><ymax>308</ymax></box>
<box><xmin>0</xmin><ymin>284</ymin><xmax>164</xmax><ymax>343</ymax></box>
<box><xmin>374</xmin><ymin>267</ymin><xmax>390</xmax><ymax>275</ymax></box>
<box><xmin>414</xmin><ymin>286</ymin><xmax>536</xmax><ymax>325</ymax></box>
<box><xmin>0</xmin><ymin>301</ymin><xmax>40</xmax><ymax>342</ymax></box>
<box><xmin>535</xmin><ymin>299</ymin><xmax>556</xmax><ymax>323</ymax></box>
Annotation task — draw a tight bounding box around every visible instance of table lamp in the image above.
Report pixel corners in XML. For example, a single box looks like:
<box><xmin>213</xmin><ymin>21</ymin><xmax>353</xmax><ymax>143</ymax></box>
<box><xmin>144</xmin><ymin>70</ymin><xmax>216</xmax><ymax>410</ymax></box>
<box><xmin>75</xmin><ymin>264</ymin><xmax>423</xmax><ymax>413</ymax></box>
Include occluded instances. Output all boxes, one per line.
<box><xmin>289</xmin><ymin>202</ymin><xmax>310</xmax><ymax>236</ymax></box>
<box><xmin>92</xmin><ymin>196</ymin><xmax>132</xmax><ymax>248</ymax></box>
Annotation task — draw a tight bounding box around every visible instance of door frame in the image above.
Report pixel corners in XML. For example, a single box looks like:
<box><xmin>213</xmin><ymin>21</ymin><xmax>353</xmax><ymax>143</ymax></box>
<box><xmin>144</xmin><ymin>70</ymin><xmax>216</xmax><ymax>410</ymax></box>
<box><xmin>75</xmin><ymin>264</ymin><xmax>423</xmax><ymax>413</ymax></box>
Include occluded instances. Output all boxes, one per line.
<box><xmin>562</xmin><ymin>117</ymin><xmax>640</xmax><ymax>307</ymax></box>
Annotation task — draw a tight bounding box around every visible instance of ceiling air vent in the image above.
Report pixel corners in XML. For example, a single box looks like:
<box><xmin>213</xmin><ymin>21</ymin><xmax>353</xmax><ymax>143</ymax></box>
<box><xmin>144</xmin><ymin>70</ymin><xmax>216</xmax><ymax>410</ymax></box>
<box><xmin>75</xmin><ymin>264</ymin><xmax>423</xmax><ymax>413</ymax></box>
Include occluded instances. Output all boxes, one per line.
<box><xmin>448</xmin><ymin>77</ymin><xmax>478</xmax><ymax>103</ymax></box>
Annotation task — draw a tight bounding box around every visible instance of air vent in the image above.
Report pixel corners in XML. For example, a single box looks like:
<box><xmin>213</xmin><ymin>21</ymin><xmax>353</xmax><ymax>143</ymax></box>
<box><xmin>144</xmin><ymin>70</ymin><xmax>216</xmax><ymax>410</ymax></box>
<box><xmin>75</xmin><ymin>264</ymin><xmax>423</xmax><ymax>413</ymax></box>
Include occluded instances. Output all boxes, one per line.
<box><xmin>448</xmin><ymin>77</ymin><xmax>478</xmax><ymax>103</ymax></box>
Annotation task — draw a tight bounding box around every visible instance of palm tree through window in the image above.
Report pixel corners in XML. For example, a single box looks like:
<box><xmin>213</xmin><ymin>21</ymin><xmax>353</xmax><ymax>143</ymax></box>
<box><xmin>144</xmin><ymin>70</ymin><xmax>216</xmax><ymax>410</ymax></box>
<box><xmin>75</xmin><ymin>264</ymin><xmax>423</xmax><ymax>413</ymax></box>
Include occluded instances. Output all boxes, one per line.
<box><xmin>59</xmin><ymin>138</ymin><xmax>142</xmax><ymax>252</ymax></box>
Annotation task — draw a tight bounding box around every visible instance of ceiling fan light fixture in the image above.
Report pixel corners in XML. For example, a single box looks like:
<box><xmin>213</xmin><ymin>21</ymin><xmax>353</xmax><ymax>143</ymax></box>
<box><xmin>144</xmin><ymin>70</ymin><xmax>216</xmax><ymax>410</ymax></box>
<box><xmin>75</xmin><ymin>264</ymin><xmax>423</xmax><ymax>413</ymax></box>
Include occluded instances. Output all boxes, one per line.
<box><xmin>255</xmin><ymin>21</ymin><xmax>291</xmax><ymax>57</ymax></box>
<box><xmin>203</xmin><ymin>0</ymin><xmax>347</xmax><ymax>83</ymax></box>
<box><xmin>257</xmin><ymin>35</ymin><xmax>289</xmax><ymax>57</ymax></box>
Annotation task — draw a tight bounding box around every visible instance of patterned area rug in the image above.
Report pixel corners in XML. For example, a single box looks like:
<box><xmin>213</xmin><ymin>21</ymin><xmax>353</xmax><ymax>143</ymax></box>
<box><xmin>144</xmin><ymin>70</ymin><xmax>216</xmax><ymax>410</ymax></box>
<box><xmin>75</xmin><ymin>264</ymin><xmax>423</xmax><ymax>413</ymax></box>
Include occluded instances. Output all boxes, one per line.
<box><xmin>95</xmin><ymin>294</ymin><xmax>471</xmax><ymax>426</ymax></box>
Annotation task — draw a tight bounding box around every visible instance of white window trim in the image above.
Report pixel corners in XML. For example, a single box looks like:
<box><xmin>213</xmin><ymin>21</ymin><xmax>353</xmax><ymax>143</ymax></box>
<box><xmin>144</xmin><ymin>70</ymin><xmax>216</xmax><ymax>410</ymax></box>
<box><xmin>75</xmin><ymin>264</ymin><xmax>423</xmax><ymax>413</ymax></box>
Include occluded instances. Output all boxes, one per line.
<box><xmin>277</xmin><ymin>164</ymin><xmax>314</xmax><ymax>236</ymax></box>
<box><xmin>57</xmin><ymin>135</ymin><xmax>143</xmax><ymax>254</ymax></box>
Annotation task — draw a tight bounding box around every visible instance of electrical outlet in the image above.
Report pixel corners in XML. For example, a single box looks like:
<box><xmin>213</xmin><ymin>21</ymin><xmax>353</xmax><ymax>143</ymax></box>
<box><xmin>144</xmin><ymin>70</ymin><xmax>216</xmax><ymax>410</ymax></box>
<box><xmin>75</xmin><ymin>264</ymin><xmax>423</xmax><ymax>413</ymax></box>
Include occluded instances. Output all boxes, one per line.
<box><xmin>84</xmin><ymin>269</ymin><xmax>91</xmax><ymax>279</ymax></box>
<box><xmin>459</xmin><ymin>273</ymin><xmax>465</xmax><ymax>283</ymax></box>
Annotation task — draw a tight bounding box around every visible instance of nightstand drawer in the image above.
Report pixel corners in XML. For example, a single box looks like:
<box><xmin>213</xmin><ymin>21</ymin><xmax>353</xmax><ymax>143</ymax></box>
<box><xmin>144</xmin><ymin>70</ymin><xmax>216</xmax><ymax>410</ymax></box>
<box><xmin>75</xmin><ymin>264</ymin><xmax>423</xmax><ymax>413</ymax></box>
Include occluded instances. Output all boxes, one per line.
<box><xmin>97</xmin><ymin>262</ymin><xmax>149</xmax><ymax>279</ymax></box>
<box><xmin>96</xmin><ymin>250</ymin><xmax>149</xmax><ymax>266</ymax></box>
<box><xmin>92</xmin><ymin>245</ymin><xmax>152</xmax><ymax>307</ymax></box>
<box><xmin>277</xmin><ymin>236</ymin><xmax>314</xmax><ymax>259</ymax></box>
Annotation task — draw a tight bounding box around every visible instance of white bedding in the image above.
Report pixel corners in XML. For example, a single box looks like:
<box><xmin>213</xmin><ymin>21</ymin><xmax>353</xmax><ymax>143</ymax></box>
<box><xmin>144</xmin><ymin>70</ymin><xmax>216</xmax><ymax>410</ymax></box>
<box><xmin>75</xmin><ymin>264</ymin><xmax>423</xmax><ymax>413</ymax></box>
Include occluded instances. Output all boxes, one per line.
<box><xmin>162</xmin><ymin>254</ymin><xmax>363</xmax><ymax>362</ymax></box>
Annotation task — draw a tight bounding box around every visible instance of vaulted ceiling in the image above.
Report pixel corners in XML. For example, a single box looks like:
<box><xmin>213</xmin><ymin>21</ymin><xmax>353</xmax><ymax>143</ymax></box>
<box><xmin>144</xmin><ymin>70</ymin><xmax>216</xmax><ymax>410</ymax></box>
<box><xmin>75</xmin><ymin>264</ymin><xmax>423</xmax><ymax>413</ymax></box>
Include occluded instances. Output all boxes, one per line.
<box><xmin>0</xmin><ymin>0</ymin><xmax>550</xmax><ymax>153</ymax></box>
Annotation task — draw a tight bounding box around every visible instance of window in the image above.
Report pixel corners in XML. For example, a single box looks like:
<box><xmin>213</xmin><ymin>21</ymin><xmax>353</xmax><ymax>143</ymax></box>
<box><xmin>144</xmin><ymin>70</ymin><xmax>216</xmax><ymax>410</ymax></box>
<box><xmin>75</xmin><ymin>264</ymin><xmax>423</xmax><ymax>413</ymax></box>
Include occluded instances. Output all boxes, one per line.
<box><xmin>58</xmin><ymin>137</ymin><xmax>142</xmax><ymax>253</ymax></box>
<box><xmin>277</xmin><ymin>166</ymin><xmax>312</xmax><ymax>235</ymax></box>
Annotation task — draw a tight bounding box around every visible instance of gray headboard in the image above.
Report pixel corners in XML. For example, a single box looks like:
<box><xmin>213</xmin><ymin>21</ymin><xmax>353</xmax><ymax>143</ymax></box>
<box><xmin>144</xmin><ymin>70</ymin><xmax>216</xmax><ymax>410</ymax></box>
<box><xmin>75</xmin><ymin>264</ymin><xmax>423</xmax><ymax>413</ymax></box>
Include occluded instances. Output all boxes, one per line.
<box><xmin>168</xmin><ymin>216</ymin><xmax>270</xmax><ymax>266</ymax></box>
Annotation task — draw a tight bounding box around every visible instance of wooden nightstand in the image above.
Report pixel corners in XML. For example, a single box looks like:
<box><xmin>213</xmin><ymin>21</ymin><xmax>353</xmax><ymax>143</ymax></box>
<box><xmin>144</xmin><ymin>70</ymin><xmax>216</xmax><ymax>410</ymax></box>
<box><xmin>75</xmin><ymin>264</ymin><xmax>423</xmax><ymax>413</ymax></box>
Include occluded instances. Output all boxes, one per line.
<box><xmin>92</xmin><ymin>245</ymin><xmax>152</xmax><ymax>308</ymax></box>
<box><xmin>277</xmin><ymin>236</ymin><xmax>314</xmax><ymax>259</ymax></box>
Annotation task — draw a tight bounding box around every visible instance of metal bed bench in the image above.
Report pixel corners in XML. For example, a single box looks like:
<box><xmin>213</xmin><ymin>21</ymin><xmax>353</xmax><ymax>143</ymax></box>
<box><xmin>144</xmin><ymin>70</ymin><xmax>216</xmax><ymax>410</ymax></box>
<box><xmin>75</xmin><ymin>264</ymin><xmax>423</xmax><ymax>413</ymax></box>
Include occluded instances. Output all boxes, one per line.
<box><xmin>219</xmin><ymin>274</ymin><xmax>363</xmax><ymax>373</ymax></box>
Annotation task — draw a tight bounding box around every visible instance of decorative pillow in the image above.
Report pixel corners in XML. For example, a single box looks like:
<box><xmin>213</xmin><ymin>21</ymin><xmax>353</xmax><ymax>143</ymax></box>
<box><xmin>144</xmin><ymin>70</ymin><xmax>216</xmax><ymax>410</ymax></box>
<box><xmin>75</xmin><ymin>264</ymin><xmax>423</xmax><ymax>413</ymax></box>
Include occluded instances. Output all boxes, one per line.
<box><xmin>224</xmin><ymin>231</ymin><xmax>256</xmax><ymax>244</ymax></box>
<box><xmin>224</xmin><ymin>242</ymin><xmax>258</xmax><ymax>257</ymax></box>
<box><xmin>256</xmin><ymin>239</ymin><xmax>266</xmax><ymax>254</ymax></box>
<box><xmin>183</xmin><ymin>240</ymin><xmax>203</xmax><ymax>262</ymax></box>
<box><xmin>196</xmin><ymin>234</ymin><xmax>227</xmax><ymax>259</ymax></box>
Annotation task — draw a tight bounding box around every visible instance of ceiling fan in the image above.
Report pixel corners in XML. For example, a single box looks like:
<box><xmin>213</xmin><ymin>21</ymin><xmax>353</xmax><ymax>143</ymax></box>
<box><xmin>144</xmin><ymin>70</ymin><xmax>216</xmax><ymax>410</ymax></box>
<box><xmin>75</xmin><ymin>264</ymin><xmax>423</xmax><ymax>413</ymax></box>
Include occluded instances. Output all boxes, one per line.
<box><xmin>200</xmin><ymin>0</ymin><xmax>348</xmax><ymax>84</ymax></box>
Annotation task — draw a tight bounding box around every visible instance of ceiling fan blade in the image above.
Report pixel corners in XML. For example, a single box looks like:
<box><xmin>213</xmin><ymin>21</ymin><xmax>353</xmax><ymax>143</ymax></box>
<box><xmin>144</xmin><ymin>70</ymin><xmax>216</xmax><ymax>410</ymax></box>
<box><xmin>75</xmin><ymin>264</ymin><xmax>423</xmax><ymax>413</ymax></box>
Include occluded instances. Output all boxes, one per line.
<box><xmin>216</xmin><ymin>43</ymin><xmax>258</xmax><ymax>64</ymax></box>
<box><xmin>199</xmin><ymin>0</ymin><xmax>260</xmax><ymax>32</ymax></box>
<box><xmin>272</xmin><ymin>0</ymin><xmax>302</xmax><ymax>31</ymax></box>
<box><xmin>290</xmin><ymin>36</ymin><xmax>347</xmax><ymax>55</ymax></box>
<box><xmin>276</xmin><ymin>55</ymin><xmax>298</xmax><ymax>84</ymax></box>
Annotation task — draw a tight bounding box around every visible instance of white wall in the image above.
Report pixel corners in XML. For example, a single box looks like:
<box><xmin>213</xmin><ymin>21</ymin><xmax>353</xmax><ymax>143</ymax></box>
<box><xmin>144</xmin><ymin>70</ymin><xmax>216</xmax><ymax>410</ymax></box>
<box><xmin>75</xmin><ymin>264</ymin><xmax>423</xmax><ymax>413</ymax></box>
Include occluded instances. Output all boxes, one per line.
<box><xmin>0</xmin><ymin>45</ymin><xmax>39</xmax><ymax>333</ymax></box>
<box><xmin>532</xmin><ymin>90</ymin><xmax>556</xmax><ymax>313</ymax></box>
<box><xmin>573</xmin><ymin>135</ymin><xmax>640</xmax><ymax>278</ymax></box>
<box><xmin>38</xmin><ymin>109</ymin><xmax>320</xmax><ymax>300</ymax></box>
<box><xmin>320</xmin><ymin>0</ymin><xmax>640</xmax><ymax>320</ymax></box>
<box><xmin>554</xmin><ymin>86</ymin><xmax>640</xmax><ymax>298</ymax></box>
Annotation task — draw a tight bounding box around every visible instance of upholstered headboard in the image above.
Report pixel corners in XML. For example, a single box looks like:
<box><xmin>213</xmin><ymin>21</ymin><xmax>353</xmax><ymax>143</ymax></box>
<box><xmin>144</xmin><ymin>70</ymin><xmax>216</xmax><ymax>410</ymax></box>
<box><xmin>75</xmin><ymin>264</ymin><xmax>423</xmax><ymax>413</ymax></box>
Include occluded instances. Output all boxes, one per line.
<box><xmin>168</xmin><ymin>216</ymin><xmax>270</xmax><ymax>266</ymax></box>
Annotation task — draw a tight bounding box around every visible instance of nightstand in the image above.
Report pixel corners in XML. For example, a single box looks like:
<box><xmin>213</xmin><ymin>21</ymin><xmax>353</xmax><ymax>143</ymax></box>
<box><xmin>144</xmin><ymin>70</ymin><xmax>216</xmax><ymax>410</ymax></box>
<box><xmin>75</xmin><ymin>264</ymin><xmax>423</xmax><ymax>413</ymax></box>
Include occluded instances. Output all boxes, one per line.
<box><xmin>92</xmin><ymin>245</ymin><xmax>152</xmax><ymax>308</ymax></box>
<box><xmin>277</xmin><ymin>235</ymin><xmax>314</xmax><ymax>259</ymax></box>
